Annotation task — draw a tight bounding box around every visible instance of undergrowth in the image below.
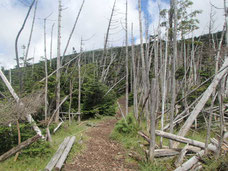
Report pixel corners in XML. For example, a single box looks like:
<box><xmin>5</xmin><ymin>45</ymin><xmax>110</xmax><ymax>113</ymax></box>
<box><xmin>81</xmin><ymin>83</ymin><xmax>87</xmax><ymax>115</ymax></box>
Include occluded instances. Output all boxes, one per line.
<box><xmin>0</xmin><ymin>117</ymin><xmax>108</xmax><ymax>171</ymax></box>
<box><xmin>110</xmin><ymin>113</ymin><xmax>169</xmax><ymax>171</ymax></box>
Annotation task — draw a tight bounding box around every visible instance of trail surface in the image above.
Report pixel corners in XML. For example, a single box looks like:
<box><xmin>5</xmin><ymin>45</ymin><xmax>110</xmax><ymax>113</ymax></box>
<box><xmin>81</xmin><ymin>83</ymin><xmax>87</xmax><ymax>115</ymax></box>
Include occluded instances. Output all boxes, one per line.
<box><xmin>64</xmin><ymin>98</ymin><xmax>138</xmax><ymax>171</ymax></box>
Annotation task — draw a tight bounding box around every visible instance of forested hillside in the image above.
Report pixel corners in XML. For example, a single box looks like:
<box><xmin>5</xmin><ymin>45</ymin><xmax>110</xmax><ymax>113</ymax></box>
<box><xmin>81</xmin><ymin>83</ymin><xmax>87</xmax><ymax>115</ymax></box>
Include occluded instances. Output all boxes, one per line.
<box><xmin>0</xmin><ymin>0</ymin><xmax>228</xmax><ymax>170</ymax></box>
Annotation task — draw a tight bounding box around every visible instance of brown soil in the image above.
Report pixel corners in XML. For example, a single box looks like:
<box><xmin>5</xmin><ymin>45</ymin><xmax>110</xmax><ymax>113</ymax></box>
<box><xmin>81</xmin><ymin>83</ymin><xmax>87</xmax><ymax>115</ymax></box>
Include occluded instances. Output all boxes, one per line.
<box><xmin>63</xmin><ymin>98</ymin><xmax>138</xmax><ymax>171</ymax></box>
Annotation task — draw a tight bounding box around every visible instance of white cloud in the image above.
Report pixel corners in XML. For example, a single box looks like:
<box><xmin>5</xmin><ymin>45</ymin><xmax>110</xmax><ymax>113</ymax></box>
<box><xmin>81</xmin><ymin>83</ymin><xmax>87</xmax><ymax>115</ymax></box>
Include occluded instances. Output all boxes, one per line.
<box><xmin>147</xmin><ymin>0</ymin><xmax>224</xmax><ymax>37</ymax></box>
<box><xmin>1</xmin><ymin>0</ymin><xmax>224</xmax><ymax>69</ymax></box>
<box><xmin>0</xmin><ymin>0</ymin><xmax>141</xmax><ymax>69</ymax></box>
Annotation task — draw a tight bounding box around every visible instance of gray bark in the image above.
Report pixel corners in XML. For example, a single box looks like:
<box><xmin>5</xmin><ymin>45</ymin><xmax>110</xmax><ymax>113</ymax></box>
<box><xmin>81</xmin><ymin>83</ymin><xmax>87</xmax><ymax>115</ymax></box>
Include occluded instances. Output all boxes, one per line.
<box><xmin>55</xmin><ymin>136</ymin><xmax>76</xmax><ymax>170</ymax></box>
<box><xmin>174</xmin><ymin>58</ymin><xmax>228</xmax><ymax>147</ymax></box>
<box><xmin>55</xmin><ymin>0</ymin><xmax>62</xmax><ymax>123</ymax></box>
<box><xmin>0</xmin><ymin>134</ymin><xmax>41</xmax><ymax>162</ymax></box>
<box><xmin>44</xmin><ymin>137</ymin><xmax>70</xmax><ymax>171</ymax></box>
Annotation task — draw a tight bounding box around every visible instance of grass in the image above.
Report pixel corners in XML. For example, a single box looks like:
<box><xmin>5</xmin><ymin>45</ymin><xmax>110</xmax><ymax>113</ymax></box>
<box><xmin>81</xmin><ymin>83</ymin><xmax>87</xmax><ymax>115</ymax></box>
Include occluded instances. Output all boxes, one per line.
<box><xmin>0</xmin><ymin>116</ymin><xmax>112</xmax><ymax>171</ymax></box>
<box><xmin>110</xmin><ymin>109</ymin><xmax>226</xmax><ymax>171</ymax></box>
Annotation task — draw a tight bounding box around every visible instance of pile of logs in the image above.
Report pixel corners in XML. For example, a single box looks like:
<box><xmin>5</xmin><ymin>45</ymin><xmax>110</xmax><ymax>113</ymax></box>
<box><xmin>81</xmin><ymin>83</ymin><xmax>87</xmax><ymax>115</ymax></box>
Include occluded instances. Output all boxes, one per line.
<box><xmin>138</xmin><ymin>131</ymin><xmax>228</xmax><ymax>170</ymax></box>
<box><xmin>45</xmin><ymin>136</ymin><xmax>76</xmax><ymax>171</ymax></box>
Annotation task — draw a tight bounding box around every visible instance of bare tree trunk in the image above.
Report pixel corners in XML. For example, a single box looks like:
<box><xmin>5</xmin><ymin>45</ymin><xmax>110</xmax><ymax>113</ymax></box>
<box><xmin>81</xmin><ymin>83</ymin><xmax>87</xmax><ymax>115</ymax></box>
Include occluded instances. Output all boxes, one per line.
<box><xmin>160</xmin><ymin>26</ymin><xmax>169</xmax><ymax>147</ymax></box>
<box><xmin>9</xmin><ymin>69</ymin><xmax>12</xmax><ymax>85</ymax></box>
<box><xmin>149</xmin><ymin>79</ymin><xmax>157</xmax><ymax>161</ymax></box>
<box><xmin>55</xmin><ymin>0</ymin><xmax>62</xmax><ymax>123</ymax></box>
<box><xmin>68</xmin><ymin>80</ymin><xmax>73</xmax><ymax>124</ymax></box>
<box><xmin>0</xmin><ymin>69</ymin><xmax>43</xmax><ymax>137</ymax></box>
<box><xmin>78</xmin><ymin>39</ymin><xmax>82</xmax><ymax>123</ymax></box>
<box><xmin>174</xmin><ymin>58</ymin><xmax>228</xmax><ymax>147</ymax></box>
<box><xmin>44</xmin><ymin>18</ymin><xmax>48</xmax><ymax>121</ymax></box>
<box><xmin>15</xmin><ymin>0</ymin><xmax>35</xmax><ymax>68</ymax></box>
<box><xmin>216</xmin><ymin>83</ymin><xmax>225</xmax><ymax>158</ymax></box>
<box><xmin>14</xmin><ymin>120</ymin><xmax>21</xmax><ymax>161</ymax></box>
<box><xmin>15</xmin><ymin>0</ymin><xmax>35</xmax><ymax>92</ymax></box>
<box><xmin>205</xmin><ymin>93</ymin><xmax>217</xmax><ymax>154</ymax></box>
<box><xmin>50</xmin><ymin>23</ymin><xmax>55</xmax><ymax>67</ymax></box>
<box><xmin>125</xmin><ymin>0</ymin><xmax>129</xmax><ymax>116</ymax></box>
<box><xmin>138</xmin><ymin>0</ymin><xmax>147</xmax><ymax>124</ymax></box>
<box><xmin>24</xmin><ymin>0</ymin><xmax>38</xmax><ymax>65</ymax></box>
<box><xmin>101</xmin><ymin>0</ymin><xmax>116</xmax><ymax>81</ymax></box>
<box><xmin>169</xmin><ymin>0</ymin><xmax>177</xmax><ymax>148</ymax></box>
<box><xmin>131</xmin><ymin>23</ymin><xmax>138</xmax><ymax>120</ymax></box>
<box><xmin>61</xmin><ymin>0</ymin><xmax>85</xmax><ymax>63</ymax></box>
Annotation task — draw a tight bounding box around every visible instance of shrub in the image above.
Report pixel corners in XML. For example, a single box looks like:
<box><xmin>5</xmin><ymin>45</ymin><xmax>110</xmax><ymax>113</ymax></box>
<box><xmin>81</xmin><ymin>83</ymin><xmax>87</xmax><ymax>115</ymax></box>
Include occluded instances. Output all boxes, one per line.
<box><xmin>81</xmin><ymin>77</ymin><xmax>116</xmax><ymax>118</ymax></box>
<box><xmin>114</xmin><ymin>114</ymin><xmax>139</xmax><ymax>135</ymax></box>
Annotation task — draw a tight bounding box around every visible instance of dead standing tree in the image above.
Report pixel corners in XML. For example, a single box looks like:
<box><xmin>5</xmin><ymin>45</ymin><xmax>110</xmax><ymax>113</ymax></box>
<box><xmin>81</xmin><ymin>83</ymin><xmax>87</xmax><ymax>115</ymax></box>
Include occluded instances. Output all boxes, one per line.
<box><xmin>24</xmin><ymin>0</ymin><xmax>38</xmax><ymax>66</ymax></box>
<box><xmin>15</xmin><ymin>0</ymin><xmax>35</xmax><ymax>91</ymax></box>
<box><xmin>125</xmin><ymin>0</ymin><xmax>129</xmax><ymax>116</ymax></box>
<box><xmin>100</xmin><ymin>0</ymin><xmax>117</xmax><ymax>82</ymax></box>
<box><xmin>55</xmin><ymin>0</ymin><xmax>62</xmax><ymax>123</ymax></box>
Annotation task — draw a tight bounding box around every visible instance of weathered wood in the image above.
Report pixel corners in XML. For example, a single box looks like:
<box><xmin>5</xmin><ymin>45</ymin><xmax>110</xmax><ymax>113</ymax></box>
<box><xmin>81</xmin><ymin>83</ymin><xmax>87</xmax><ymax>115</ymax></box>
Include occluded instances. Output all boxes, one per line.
<box><xmin>154</xmin><ymin>149</ymin><xmax>180</xmax><ymax>157</ymax></box>
<box><xmin>175</xmin><ymin>144</ymin><xmax>189</xmax><ymax>167</ymax></box>
<box><xmin>138</xmin><ymin>131</ymin><xmax>150</xmax><ymax>143</ymax></box>
<box><xmin>0</xmin><ymin>134</ymin><xmax>41</xmax><ymax>162</ymax></box>
<box><xmin>0</xmin><ymin>69</ymin><xmax>43</xmax><ymax>137</ymax></box>
<box><xmin>149</xmin><ymin>79</ymin><xmax>157</xmax><ymax>161</ymax></box>
<box><xmin>55</xmin><ymin>136</ymin><xmax>76</xmax><ymax>170</ymax></box>
<box><xmin>117</xmin><ymin>101</ymin><xmax>127</xmax><ymax>123</ymax></box>
<box><xmin>53</xmin><ymin>121</ymin><xmax>63</xmax><ymax>133</ymax></box>
<box><xmin>44</xmin><ymin>137</ymin><xmax>70</xmax><ymax>171</ymax></box>
<box><xmin>175</xmin><ymin>58</ymin><xmax>228</xmax><ymax>147</ymax></box>
<box><xmin>174</xmin><ymin>150</ymin><xmax>204</xmax><ymax>171</ymax></box>
<box><xmin>155</xmin><ymin>130</ymin><xmax>217</xmax><ymax>152</ymax></box>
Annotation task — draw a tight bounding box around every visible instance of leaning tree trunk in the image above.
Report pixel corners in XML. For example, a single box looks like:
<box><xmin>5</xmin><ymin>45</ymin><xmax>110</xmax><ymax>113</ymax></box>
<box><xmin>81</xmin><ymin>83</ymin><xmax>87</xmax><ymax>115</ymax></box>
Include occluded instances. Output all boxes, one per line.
<box><xmin>174</xmin><ymin>57</ymin><xmax>228</xmax><ymax>148</ymax></box>
<box><xmin>0</xmin><ymin>69</ymin><xmax>43</xmax><ymax>137</ymax></box>
<box><xmin>24</xmin><ymin>0</ymin><xmax>38</xmax><ymax>65</ymax></box>
<box><xmin>15</xmin><ymin>0</ymin><xmax>35</xmax><ymax>92</ymax></box>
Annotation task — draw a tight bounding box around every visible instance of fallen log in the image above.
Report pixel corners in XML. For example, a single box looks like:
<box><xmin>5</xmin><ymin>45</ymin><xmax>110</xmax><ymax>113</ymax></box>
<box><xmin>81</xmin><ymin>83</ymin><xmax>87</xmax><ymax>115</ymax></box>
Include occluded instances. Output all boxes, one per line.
<box><xmin>175</xmin><ymin>58</ymin><xmax>228</xmax><ymax>148</ymax></box>
<box><xmin>155</xmin><ymin>130</ymin><xmax>217</xmax><ymax>152</ymax></box>
<box><xmin>55</xmin><ymin>136</ymin><xmax>76</xmax><ymax>170</ymax></box>
<box><xmin>154</xmin><ymin>149</ymin><xmax>180</xmax><ymax>157</ymax></box>
<box><xmin>0</xmin><ymin>134</ymin><xmax>41</xmax><ymax>162</ymax></box>
<box><xmin>44</xmin><ymin>137</ymin><xmax>70</xmax><ymax>171</ymax></box>
<box><xmin>174</xmin><ymin>150</ymin><xmax>204</xmax><ymax>171</ymax></box>
<box><xmin>175</xmin><ymin>144</ymin><xmax>189</xmax><ymax>167</ymax></box>
<box><xmin>138</xmin><ymin>131</ymin><xmax>150</xmax><ymax>143</ymax></box>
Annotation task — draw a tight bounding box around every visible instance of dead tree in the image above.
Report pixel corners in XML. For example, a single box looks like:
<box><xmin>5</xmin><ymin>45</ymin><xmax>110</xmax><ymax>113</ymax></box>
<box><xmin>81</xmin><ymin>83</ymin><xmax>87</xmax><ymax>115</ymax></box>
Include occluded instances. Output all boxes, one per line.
<box><xmin>0</xmin><ymin>135</ymin><xmax>41</xmax><ymax>162</ymax></box>
<box><xmin>50</xmin><ymin>23</ymin><xmax>55</xmax><ymax>67</ymax></box>
<box><xmin>174</xmin><ymin>58</ymin><xmax>228</xmax><ymax>147</ymax></box>
<box><xmin>100</xmin><ymin>0</ymin><xmax>116</xmax><ymax>81</ymax></box>
<box><xmin>24</xmin><ymin>0</ymin><xmax>38</xmax><ymax>65</ymax></box>
<box><xmin>0</xmin><ymin>69</ymin><xmax>43</xmax><ymax>137</ymax></box>
<box><xmin>15</xmin><ymin>0</ymin><xmax>35</xmax><ymax>91</ymax></box>
<box><xmin>149</xmin><ymin>79</ymin><xmax>157</xmax><ymax>161</ymax></box>
<box><xmin>15</xmin><ymin>0</ymin><xmax>35</xmax><ymax>68</ymax></box>
<box><xmin>125</xmin><ymin>0</ymin><xmax>129</xmax><ymax>116</ymax></box>
<box><xmin>61</xmin><ymin>0</ymin><xmax>85</xmax><ymax>63</ymax></box>
<box><xmin>169</xmin><ymin>0</ymin><xmax>177</xmax><ymax>148</ymax></box>
<box><xmin>78</xmin><ymin>39</ymin><xmax>82</xmax><ymax>123</ymax></box>
<box><xmin>55</xmin><ymin>0</ymin><xmax>62</xmax><ymax>123</ymax></box>
<box><xmin>131</xmin><ymin>23</ymin><xmax>138</xmax><ymax>120</ymax></box>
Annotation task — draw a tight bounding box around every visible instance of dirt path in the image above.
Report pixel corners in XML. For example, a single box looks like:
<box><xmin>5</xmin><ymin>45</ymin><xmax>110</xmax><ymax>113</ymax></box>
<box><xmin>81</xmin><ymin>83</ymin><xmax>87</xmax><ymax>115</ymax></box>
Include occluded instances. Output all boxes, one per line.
<box><xmin>64</xmin><ymin>98</ymin><xmax>138</xmax><ymax>171</ymax></box>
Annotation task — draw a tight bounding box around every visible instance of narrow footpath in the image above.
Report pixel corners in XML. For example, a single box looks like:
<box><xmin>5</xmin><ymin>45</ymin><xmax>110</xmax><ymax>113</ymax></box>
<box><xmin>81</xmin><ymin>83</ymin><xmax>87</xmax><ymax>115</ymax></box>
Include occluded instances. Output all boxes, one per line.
<box><xmin>63</xmin><ymin>98</ymin><xmax>138</xmax><ymax>171</ymax></box>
